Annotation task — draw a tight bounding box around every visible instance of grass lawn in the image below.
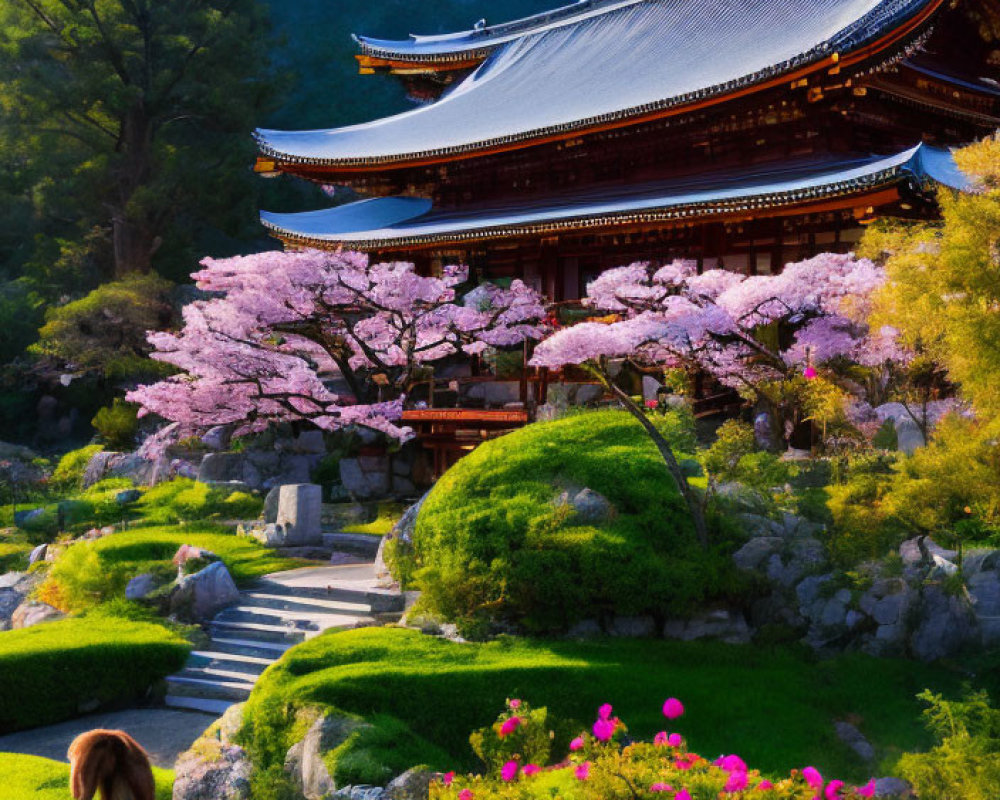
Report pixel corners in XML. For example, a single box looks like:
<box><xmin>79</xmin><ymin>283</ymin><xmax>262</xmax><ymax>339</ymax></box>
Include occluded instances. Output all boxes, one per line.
<box><xmin>0</xmin><ymin>752</ymin><xmax>173</xmax><ymax>800</ymax></box>
<box><xmin>0</xmin><ymin>540</ymin><xmax>31</xmax><ymax>572</ymax></box>
<box><xmin>242</xmin><ymin>627</ymin><xmax>970</xmax><ymax>788</ymax></box>
<box><xmin>0</xmin><ymin>614</ymin><xmax>190</xmax><ymax>733</ymax></box>
<box><xmin>341</xmin><ymin>501</ymin><xmax>407</xmax><ymax>536</ymax></box>
<box><xmin>43</xmin><ymin>524</ymin><xmax>307</xmax><ymax>610</ymax></box>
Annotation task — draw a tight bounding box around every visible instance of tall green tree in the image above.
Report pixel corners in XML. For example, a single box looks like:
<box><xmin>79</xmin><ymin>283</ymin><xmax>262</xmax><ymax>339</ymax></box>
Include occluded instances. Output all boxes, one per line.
<box><xmin>0</xmin><ymin>0</ymin><xmax>275</xmax><ymax>282</ymax></box>
<box><xmin>863</xmin><ymin>135</ymin><xmax>1000</xmax><ymax>429</ymax></box>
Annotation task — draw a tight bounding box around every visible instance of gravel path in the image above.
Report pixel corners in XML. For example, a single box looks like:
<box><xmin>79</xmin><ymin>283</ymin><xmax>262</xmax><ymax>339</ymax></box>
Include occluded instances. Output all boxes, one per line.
<box><xmin>0</xmin><ymin>707</ymin><xmax>216</xmax><ymax>768</ymax></box>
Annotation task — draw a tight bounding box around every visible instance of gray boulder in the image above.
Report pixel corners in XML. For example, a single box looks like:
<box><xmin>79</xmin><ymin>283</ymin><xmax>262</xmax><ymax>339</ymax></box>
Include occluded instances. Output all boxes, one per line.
<box><xmin>115</xmin><ymin>489</ymin><xmax>142</xmax><ymax>505</ymax></box>
<box><xmin>733</xmin><ymin>537</ymin><xmax>784</xmax><ymax>571</ymax></box>
<box><xmin>910</xmin><ymin>585</ymin><xmax>976</xmax><ymax>661</ymax></box>
<box><xmin>11</xmin><ymin>600</ymin><xmax>63</xmax><ymax>629</ymax></box>
<box><xmin>662</xmin><ymin>608</ymin><xmax>752</xmax><ymax>644</ymax></box>
<box><xmin>125</xmin><ymin>573</ymin><xmax>159</xmax><ymax>601</ymax></box>
<box><xmin>384</xmin><ymin>769</ymin><xmax>438</xmax><ymax>800</ymax></box>
<box><xmin>570</xmin><ymin>488</ymin><xmax>613</xmax><ymax>523</ymax></box>
<box><xmin>609</xmin><ymin>615</ymin><xmax>656</xmax><ymax>637</ymax></box>
<box><xmin>169</xmin><ymin>561</ymin><xmax>239</xmax><ymax>623</ymax></box>
<box><xmin>27</xmin><ymin>544</ymin><xmax>47</xmax><ymax>565</ymax></box>
<box><xmin>340</xmin><ymin>457</ymin><xmax>391</xmax><ymax>500</ymax></box>
<box><xmin>173</xmin><ymin>705</ymin><xmax>252</xmax><ymax>800</ymax></box>
<box><xmin>566</xmin><ymin>618</ymin><xmax>603</xmax><ymax>638</ymax></box>
<box><xmin>263</xmin><ymin>486</ymin><xmax>281</xmax><ymax>523</ymax></box>
<box><xmin>0</xmin><ymin>572</ymin><xmax>39</xmax><ymax>630</ymax></box>
<box><xmin>285</xmin><ymin>714</ymin><xmax>373</xmax><ymax>799</ymax></box>
<box><xmin>200</xmin><ymin>426</ymin><xmax>232</xmax><ymax>452</ymax></box>
<box><xmin>834</xmin><ymin>721</ymin><xmax>876</xmax><ymax>762</ymax></box>
<box><xmin>895</xmin><ymin>419</ymin><xmax>925</xmax><ymax>455</ymax></box>
<box><xmin>275</xmin><ymin>484</ymin><xmax>323</xmax><ymax>546</ymax></box>
<box><xmin>968</xmin><ymin>570</ymin><xmax>1000</xmax><ymax>645</ymax></box>
<box><xmin>873</xmin><ymin>777</ymin><xmax>913</xmax><ymax>797</ymax></box>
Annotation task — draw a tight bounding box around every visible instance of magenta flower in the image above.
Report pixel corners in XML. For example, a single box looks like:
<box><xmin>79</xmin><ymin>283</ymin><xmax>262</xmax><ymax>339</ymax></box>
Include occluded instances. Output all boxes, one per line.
<box><xmin>724</xmin><ymin>771</ymin><xmax>749</xmax><ymax>793</ymax></box>
<box><xmin>442</xmin><ymin>771</ymin><xmax>455</xmax><ymax>786</ymax></box>
<box><xmin>674</xmin><ymin>759</ymin><xmax>693</xmax><ymax>771</ymax></box>
<box><xmin>598</xmin><ymin>703</ymin><xmax>613</xmax><ymax>720</ymax></box>
<box><xmin>802</xmin><ymin>766</ymin><xmax>823</xmax><ymax>789</ymax></box>
<box><xmin>498</xmin><ymin>717</ymin><xmax>522</xmax><ymax>737</ymax></box>
<box><xmin>653</xmin><ymin>731</ymin><xmax>669</xmax><ymax>746</ymax></box>
<box><xmin>523</xmin><ymin>764</ymin><xmax>541</xmax><ymax>777</ymax></box>
<box><xmin>803</xmin><ymin>365</ymin><xmax>818</xmax><ymax>379</ymax></box>
<box><xmin>508</xmin><ymin>699</ymin><xmax>521</xmax><ymax>709</ymax></box>
<box><xmin>592</xmin><ymin>718</ymin><xmax>615</xmax><ymax>741</ymax></box>
<box><xmin>668</xmin><ymin>733</ymin><xmax>683</xmax><ymax>747</ymax></box>
<box><xmin>662</xmin><ymin>698</ymin><xmax>684</xmax><ymax>719</ymax></box>
<box><xmin>716</xmin><ymin>755</ymin><xmax>747</xmax><ymax>773</ymax></box>
<box><xmin>575</xmin><ymin>762</ymin><xmax>591</xmax><ymax>781</ymax></box>
<box><xmin>675</xmin><ymin>790</ymin><xmax>692</xmax><ymax>800</ymax></box>
<box><xmin>825</xmin><ymin>779</ymin><xmax>845</xmax><ymax>799</ymax></box>
<box><xmin>501</xmin><ymin>761</ymin><xmax>519</xmax><ymax>782</ymax></box>
<box><xmin>645</xmin><ymin>399</ymin><xmax>658</xmax><ymax>409</ymax></box>
<box><xmin>856</xmin><ymin>780</ymin><xmax>876</xmax><ymax>798</ymax></box>
<box><xmin>459</xmin><ymin>791</ymin><xmax>474</xmax><ymax>800</ymax></box>
<box><xmin>757</xmin><ymin>780</ymin><xmax>774</xmax><ymax>790</ymax></box>
<box><xmin>569</xmin><ymin>735</ymin><xmax>585</xmax><ymax>751</ymax></box>
<box><xmin>650</xmin><ymin>783</ymin><xmax>673</xmax><ymax>792</ymax></box>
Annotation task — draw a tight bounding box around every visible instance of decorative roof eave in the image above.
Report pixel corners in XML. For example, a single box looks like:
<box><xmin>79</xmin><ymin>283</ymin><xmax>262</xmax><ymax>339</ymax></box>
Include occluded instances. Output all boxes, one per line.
<box><xmin>256</xmin><ymin>0</ymin><xmax>947</xmax><ymax>172</ymax></box>
<box><xmin>261</xmin><ymin>166</ymin><xmax>922</xmax><ymax>253</ymax></box>
<box><xmin>351</xmin><ymin>0</ymin><xmax>643</xmax><ymax>62</ymax></box>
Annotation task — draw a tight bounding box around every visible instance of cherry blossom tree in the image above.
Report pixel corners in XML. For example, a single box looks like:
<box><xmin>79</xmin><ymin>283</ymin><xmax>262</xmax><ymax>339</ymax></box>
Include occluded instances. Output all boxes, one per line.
<box><xmin>128</xmin><ymin>249</ymin><xmax>547</xmax><ymax>453</ymax></box>
<box><xmin>530</xmin><ymin>253</ymin><xmax>903</xmax><ymax>545</ymax></box>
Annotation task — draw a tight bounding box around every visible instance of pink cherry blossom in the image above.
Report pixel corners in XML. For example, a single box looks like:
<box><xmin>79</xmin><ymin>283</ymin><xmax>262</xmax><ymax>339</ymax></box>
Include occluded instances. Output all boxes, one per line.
<box><xmin>501</xmin><ymin>761</ymin><xmax>519</xmax><ymax>782</ymax></box>
<box><xmin>802</xmin><ymin>766</ymin><xmax>824</xmax><ymax>789</ymax></box>
<box><xmin>522</xmin><ymin>764</ymin><xmax>541</xmax><ymax>777</ymax></box>
<box><xmin>569</xmin><ymin>736</ymin><xmax>585</xmax><ymax>751</ymax></box>
<box><xmin>662</xmin><ymin>698</ymin><xmax>685</xmax><ymax>719</ymax></box>
<box><xmin>575</xmin><ymin>762</ymin><xmax>591</xmax><ymax>781</ymax></box>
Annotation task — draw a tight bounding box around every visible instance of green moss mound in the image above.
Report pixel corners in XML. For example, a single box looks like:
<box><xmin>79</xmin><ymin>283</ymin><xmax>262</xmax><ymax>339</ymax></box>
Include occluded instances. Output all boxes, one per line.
<box><xmin>0</xmin><ymin>615</ymin><xmax>189</xmax><ymax>733</ymax></box>
<box><xmin>406</xmin><ymin>409</ymin><xmax>731</xmax><ymax>633</ymax></box>
<box><xmin>0</xmin><ymin>753</ymin><xmax>174</xmax><ymax>800</ymax></box>
<box><xmin>43</xmin><ymin>525</ymin><xmax>303</xmax><ymax>611</ymax></box>
<box><xmin>241</xmin><ymin>627</ymin><xmax>966</xmax><ymax>793</ymax></box>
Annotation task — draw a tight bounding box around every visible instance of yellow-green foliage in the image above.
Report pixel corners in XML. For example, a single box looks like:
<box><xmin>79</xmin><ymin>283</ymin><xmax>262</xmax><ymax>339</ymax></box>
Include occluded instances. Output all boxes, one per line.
<box><xmin>51</xmin><ymin>444</ymin><xmax>103</xmax><ymax>489</ymax></box>
<box><xmin>0</xmin><ymin>539</ymin><xmax>31</xmax><ymax>571</ymax></box>
<box><xmin>138</xmin><ymin>478</ymin><xmax>263</xmax><ymax>524</ymax></box>
<box><xmin>897</xmin><ymin>690</ymin><xmax>1000</xmax><ymax>800</ymax></box>
<box><xmin>0</xmin><ymin>753</ymin><xmax>174</xmax><ymax>800</ymax></box>
<box><xmin>0</xmin><ymin>614</ymin><xmax>189</xmax><ymax>732</ymax></box>
<box><xmin>42</xmin><ymin>525</ymin><xmax>301</xmax><ymax>611</ymax></box>
<box><xmin>91</xmin><ymin>399</ymin><xmax>139</xmax><ymax>450</ymax></box>
<box><xmin>865</xmin><ymin>137</ymin><xmax>1000</xmax><ymax>428</ymax></box>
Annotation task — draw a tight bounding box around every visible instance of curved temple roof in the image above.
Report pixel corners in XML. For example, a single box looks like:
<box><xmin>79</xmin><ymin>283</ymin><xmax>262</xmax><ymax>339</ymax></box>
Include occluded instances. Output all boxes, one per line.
<box><xmin>260</xmin><ymin>145</ymin><xmax>971</xmax><ymax>251</ymax></box>
<box><xmin>256</xmin><ymin>0</ymin><xmax>943</xmax><ymax>169</ymax></box>
<box><xmin>353</xmin><ymin>0</ymin><xmax>645</xmax><ymax>62</ymax></box>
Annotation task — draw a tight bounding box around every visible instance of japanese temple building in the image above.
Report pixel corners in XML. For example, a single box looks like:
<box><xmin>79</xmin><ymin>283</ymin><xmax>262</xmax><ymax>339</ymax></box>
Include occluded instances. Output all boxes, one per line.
<box><xmin>255</xmin><ymin>0</ymin><xmax>998</xmax><ymax>302</ymax></box>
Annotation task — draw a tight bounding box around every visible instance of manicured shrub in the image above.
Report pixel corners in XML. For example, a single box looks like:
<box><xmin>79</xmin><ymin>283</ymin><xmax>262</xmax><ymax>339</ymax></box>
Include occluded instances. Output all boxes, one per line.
<box><xmin>702</xmin><ymin>420</ymin><xmax>755</xmax><ymax>482</ymax></box>
<box><xmin>240</xmin><ymin>627</ymin><xmax>960</xmax><ymax>794</ymax></box>
<box><xmin>40</xmin><ymin>525</ymin><xmax>300</xmax><ymax>610</ymax></box>
<box><xmin>0</xmin><ymin>614</ymin><xmax>189</xmax><ymax>732</ymax></box>
<box><xmin>91</xmin><ymin>399</ymin><xmax>140</xmax><ymax>450</ymax></box>
<box><xmin>404</xmin><ymin>410</ymin><xmax>732</xmax><ymax>634</ymax></box>
<box><xmin>138</xmin><ymin>478</ymin><xmax>262</xmax><ymax>524</ymax></box>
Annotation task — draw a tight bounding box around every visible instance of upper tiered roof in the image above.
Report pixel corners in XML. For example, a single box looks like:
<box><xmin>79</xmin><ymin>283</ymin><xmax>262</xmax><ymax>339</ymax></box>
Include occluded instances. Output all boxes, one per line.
<box><xmin>260</xmin><ymin>144</ymin><xmax>970</xmax><ymax>251</ymax></box>
<box><xmin>256</xmin><ymin>0</ymin><xmax>945</xmax><ymax>170</ymax></box>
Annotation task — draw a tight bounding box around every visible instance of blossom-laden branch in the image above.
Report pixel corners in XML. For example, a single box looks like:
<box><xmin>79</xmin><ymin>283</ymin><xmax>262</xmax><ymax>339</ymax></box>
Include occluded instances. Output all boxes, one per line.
<box><xmin>129</xmin><ymin>249</ymin><xmax>547</xmax><ymax>455</ymax></box>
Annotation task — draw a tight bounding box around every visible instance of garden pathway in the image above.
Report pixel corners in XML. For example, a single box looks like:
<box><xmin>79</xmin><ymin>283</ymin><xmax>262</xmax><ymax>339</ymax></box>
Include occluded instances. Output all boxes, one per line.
<box><xmin>164</xmin><ymin>561</ymin><xmax>403</xmax><ymax>714</ymax></box>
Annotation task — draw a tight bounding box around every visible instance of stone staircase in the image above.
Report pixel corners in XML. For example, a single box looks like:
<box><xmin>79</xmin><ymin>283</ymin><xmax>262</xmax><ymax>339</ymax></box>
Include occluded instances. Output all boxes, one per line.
<box><xmin>165</xmin><ymin>564</ymin><xmax>400</xmax><ymax>715</ymax></box>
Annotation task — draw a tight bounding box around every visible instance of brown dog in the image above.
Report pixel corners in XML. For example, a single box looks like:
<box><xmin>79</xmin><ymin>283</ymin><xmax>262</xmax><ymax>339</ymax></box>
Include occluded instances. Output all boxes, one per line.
<box><xmin>67</xmin><ymin>729</ymin><xmax>155</xmax><ymax>800</ymax></box>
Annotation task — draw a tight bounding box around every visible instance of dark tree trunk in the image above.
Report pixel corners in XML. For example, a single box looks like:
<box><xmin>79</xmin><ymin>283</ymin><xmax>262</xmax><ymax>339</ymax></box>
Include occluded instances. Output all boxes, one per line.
<box><xmin>111</xmin><ymin>105</ymin><xmax>158</xmax><ymax>276</ymax></box>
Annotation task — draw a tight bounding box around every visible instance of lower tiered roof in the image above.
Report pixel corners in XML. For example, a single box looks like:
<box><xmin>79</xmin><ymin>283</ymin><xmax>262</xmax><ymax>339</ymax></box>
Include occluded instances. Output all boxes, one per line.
<box><xmin>260</xmin><ymin>144</ymin><xmax>969</xmax><ymax>251</ymax></box>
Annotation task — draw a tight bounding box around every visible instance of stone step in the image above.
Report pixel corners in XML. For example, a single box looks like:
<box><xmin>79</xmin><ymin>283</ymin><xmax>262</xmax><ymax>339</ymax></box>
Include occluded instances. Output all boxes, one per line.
<box><xmin>164</xmin><ymin>695</ymin><xmax>234</xmax><ymax>715</ymax></box>
<box><xmin>248</xmin><ymin>578</ymin><xmax>374</xmax><ymax>606</ymax></box>
<box><xmin>214</xmin><ymin>606</ymin><xmax>323</xmax><ymax>629</ymax></box>
<box><xmin>321</xmin><ymin>533</ymin><xmax>382</xmax><ymax>557</ymax></box>
<box><xmin>242</xmin><ymin>591</ymin><xmax>372</xmax><ymax>616</ymax></box>
<box><xmin>209</xmin><ymin>619</ymin><xmax>308</xmax><ymax>644</ymax></box>
<box><xmin>207</xmin><ymin>636</ymin><xmax>294</xmax><ymax>660</ymax></box>
<box><xmin>166</xmin><ymin>674</ymin><xmax>254</xmax><ymax>702</ymax></box>
<box><xmin>188</xmin><ymin>650</ymin><xmax>274</xmax><ymax>676</ymax></box>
